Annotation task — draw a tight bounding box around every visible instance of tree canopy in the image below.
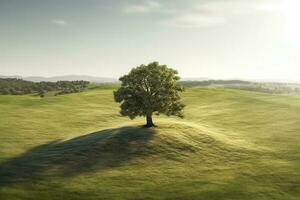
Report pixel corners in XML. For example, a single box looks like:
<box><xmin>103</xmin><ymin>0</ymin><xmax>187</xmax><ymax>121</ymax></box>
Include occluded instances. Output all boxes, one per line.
<box><xmin>114</xmin><ymin>62</ymin><xmax>185</xmax><ymax>127</ymax></box>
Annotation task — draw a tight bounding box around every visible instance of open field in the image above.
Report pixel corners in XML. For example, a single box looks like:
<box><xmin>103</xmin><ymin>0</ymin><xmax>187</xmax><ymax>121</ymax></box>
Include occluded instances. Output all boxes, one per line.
<box><xmin>0</xmin><ymin>87</ymin><xmax>299</xmax><ymax>200</ymax></box>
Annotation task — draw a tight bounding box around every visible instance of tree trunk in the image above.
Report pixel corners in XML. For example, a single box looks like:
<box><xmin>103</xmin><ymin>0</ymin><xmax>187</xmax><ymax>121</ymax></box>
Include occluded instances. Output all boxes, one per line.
<box><xmin>146</xmin><ymin>114</ymin><xmax>154</xmax><ymax>127</ymax></box>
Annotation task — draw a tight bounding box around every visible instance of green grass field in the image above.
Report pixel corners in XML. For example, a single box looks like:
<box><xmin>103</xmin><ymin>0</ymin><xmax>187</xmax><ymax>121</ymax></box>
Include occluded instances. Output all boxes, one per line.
<box><xmin>0</xmin><ymin>88</ymin><xmax>299</xmax><ymax>200</ymax></box>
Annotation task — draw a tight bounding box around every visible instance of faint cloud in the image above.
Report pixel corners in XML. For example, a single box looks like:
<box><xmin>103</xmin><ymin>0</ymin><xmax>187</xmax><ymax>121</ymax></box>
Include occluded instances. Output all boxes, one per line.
<box><xmin>51</xmin><ymin>19</ymin><xmax>68</xmax><ymax>26</ymax></box>
<box><xmin>194</xmin><ymin>1</ymin><xmax>259</xmax><ymax>15</ymax></box>
<box><xmin>147</xmin><ymin>1</ymin><xmax>161</xmax><ymax>8</ymax></box>
<box><xmin>123</xmin><ymin>0</ymin><xmax>273</xmax><ymax>28</ymax></box>
<box><xmin>123</xmin><ymin>1</ymin><xmax>161</xmax><ymax>14</ymax></box>
<box><xmin>161</xmin><ymin>13</ymin><xmax>226</xmax><ymax>28</ymax></box>
<box><xmin>160</xmin><ymin>0</ymin><xmax>270</xmax><ymax>28</ymax></box>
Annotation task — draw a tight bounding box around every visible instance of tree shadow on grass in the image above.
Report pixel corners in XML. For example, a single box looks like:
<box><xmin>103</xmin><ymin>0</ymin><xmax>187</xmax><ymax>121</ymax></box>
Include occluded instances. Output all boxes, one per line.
<box><xmin>0</xmin><ymin>126</ymin><xmax>156</xmax><ymax>186</ymax></box>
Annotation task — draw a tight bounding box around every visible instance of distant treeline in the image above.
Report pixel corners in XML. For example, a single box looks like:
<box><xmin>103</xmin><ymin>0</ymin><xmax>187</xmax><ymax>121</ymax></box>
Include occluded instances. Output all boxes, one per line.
<box><xmin>180</xmin><ymin>80</ymin><xmax>300</xmax><ymax>95</ymax></box>
<box><xmin>0</xmin><ymin>78</ymin><xmax>89</xmax><ymax>96</ymax></box>
<box><xmin>179</xmin><ymin>80</ymin><xmax>251</xmax><ymax>87</ymax></box>
<box><xmin>228</xmin><ymin>83</ymin><xmax>300</xmax><ymax>95</ymax></box>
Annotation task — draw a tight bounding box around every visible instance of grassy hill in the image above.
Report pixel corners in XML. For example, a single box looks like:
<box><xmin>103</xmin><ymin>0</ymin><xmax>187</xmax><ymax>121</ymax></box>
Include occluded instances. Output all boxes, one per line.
<box><xmin>0</xmin><ymin>88</ymin><xmax>299</xmax><ymax>200</ymax></box>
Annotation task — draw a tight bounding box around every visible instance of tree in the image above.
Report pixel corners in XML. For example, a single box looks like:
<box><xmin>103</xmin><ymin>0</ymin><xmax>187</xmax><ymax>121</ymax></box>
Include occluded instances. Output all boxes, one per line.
<box><xmin>37</xmin><ymin>88</ymin><xmax>45</xmax><ymax>98</ymax></box>
<box><xmin>114</xmin><ymin>62</ymin><xmax>185</xmax><ymax>127</ymax></box>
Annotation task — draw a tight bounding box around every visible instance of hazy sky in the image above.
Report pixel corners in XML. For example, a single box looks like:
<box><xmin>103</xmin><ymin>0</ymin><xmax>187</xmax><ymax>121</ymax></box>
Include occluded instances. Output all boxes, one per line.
<box><xmin>0</xmin><ymin>0</ymin><xmax>299</xmax><ymax>80</ymax></box>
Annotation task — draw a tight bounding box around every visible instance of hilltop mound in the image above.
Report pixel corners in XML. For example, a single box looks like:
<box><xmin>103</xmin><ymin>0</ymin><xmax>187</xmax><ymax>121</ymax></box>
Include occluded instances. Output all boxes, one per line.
<box><xmin>0</xmin><ymin>122</ymin><xmax>253</xmax><ymax>187</ymax></box>
<box><xmin>1</xmin><ymin>87</ymin><xmax>299</xmax><ymax>199</ymax></box>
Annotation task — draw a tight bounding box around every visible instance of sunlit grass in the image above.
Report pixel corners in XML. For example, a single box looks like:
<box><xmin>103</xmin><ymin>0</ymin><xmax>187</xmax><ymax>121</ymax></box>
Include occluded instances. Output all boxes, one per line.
<box><xmin>0</xmin><ymin>88</ymin><xmax>299</xmax><ymax>199</ymax></box>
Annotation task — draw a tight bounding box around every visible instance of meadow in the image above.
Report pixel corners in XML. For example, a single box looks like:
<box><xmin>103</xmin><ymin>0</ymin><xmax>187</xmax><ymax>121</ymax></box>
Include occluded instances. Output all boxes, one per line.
<box><xmin>0</xmin><ymin>87</ymin><xmax>299</xmax><ymax>200</ymax></box>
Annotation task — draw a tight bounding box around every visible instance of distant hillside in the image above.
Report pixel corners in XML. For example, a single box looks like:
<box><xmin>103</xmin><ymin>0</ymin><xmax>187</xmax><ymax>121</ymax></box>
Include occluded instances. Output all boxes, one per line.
<box><xmin>181</xmin><ymin>77</ymin><xmax>209</xmax><ymax>81</ymax></box>
<box><xmin>0</xmin><ymin>75</ymin><xmax>22</xmax><ymax>79</ymax></box>
<box><xmin>0</xmin><ymin>78</ymin><xmax>89</xmax><ymax>95</ymax></box>
<box><xmin>180</xmin><ymin>80</ymin><xmax>251</xmax><ymax>87</ymax></box>
<box><xmin>180</xmin><ymin>80</ymin><xmax>300</xmax><ymax>95</ymax></box>
<box><xmin>0</xmin><ymin>75</ymin><xmax>118</xmax><ymax>83</ymax></box>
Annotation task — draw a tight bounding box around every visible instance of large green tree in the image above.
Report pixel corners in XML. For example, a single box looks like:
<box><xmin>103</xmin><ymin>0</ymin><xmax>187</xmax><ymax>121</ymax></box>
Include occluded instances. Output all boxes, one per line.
<box><xmin>114</xmin><ymin>62</ymin><xmax>185</xmax><ymax>127</ymax></box>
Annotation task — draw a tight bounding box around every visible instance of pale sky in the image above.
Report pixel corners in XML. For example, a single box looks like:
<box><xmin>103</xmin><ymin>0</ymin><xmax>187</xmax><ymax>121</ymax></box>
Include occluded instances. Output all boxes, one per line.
<box><xmin>0</xmin><ymin>0</ymin><xmax>299</xmax><ymax>81</ymax></box>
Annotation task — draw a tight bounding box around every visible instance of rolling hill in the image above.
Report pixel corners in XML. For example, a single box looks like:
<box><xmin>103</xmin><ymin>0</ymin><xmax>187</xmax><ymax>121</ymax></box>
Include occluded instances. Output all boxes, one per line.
<box><xmin>0</xmin><ymin>87</ymin><xmax>299</xmax><ymax>200</ymax></box>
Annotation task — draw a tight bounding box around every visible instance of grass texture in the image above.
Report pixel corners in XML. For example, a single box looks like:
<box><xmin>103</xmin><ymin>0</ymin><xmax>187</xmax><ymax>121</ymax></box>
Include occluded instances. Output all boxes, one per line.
<box><xmin>0</xmin><ymin>88</ymin><xmax>299</xmax><ymax>200</ymax></box>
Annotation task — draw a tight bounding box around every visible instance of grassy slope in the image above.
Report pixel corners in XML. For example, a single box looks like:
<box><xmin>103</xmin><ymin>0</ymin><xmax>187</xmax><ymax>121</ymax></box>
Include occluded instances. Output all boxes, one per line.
<box><xmin>0</xmin><ymin>88</ymin><xmax>299</xmax><ymax>200</ymax></box>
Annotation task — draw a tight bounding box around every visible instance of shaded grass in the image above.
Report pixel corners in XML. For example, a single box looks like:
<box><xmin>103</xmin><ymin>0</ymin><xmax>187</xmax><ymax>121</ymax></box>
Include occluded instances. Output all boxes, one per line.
<box><xmin>0</xmin><ymin>127</ymin><xmax>156</xmax><ymax>185</ymax></box>
<box><xmin>0</xmin><ymin>88</ymin><xmax>299</xmax><ymax>199</ymax></box>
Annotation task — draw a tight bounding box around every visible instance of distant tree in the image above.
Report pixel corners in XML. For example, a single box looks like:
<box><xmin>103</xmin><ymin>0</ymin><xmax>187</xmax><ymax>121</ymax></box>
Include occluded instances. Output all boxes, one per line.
<box><xmin>114</xmin><ymin>62</ymin><xmax>185</xmax><ymax>127</ymax></box>
<box><xmin>37</xmin><ymin>88</ymin><xmax>45</xmax><ymax>98</ymax></box>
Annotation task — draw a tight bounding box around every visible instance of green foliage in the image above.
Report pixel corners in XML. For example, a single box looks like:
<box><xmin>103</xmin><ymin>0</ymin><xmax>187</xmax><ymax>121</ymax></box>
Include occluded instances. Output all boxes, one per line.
<box><xmin>37</xmin><ymin>88</ymin><xmax>45</xmax><ymax>98</ymax></box>
<box><xmin>0</xmin><ymin>78</ymin><xmax>37</xmax><ymax>95</ymax></box>
<box><xmin>0</xmin><ymin>78</ymin><xmax>89</xmax><ymax>96</ymax></box>
<box><xmin>54</xmin><ymin>80</ymin><xmax>90</xmax><ymax>95</ymax></box>
<box><xmin>114</xmin><ymin>62</ymin><xmax>185</xmax><ymax>124</ymax></box>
